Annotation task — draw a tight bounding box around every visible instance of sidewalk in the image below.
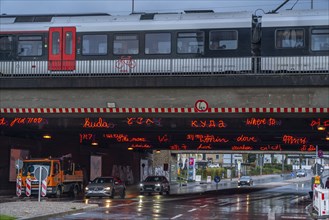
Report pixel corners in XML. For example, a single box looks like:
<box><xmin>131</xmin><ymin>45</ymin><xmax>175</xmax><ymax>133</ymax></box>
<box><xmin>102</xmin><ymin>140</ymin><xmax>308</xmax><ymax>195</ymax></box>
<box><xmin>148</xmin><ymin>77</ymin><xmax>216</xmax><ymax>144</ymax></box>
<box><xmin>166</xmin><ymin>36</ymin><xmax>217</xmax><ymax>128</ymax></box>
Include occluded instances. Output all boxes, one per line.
<box><xmin>0</xmin><ymin>174</ymin><xmax>311</xmax><ymax>219</ymax></box>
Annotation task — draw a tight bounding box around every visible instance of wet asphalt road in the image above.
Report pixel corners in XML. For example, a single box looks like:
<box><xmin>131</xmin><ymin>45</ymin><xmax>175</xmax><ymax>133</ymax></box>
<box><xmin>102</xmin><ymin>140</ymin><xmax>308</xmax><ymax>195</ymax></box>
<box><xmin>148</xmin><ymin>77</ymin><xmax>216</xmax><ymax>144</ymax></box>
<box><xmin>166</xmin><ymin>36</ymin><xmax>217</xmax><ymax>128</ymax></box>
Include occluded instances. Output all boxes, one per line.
<box><xmin>47</xmin><ymin>175</ymin><xmax>313</xmax><ymax>220</ymax></box>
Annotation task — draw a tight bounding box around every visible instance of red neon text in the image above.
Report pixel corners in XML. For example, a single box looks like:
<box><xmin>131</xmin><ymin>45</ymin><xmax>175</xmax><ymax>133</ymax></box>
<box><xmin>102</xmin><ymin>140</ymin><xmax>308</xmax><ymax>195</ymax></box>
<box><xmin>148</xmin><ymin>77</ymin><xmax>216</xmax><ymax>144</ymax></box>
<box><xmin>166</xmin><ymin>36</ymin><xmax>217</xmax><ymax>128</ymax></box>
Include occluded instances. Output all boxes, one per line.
<box><xmin>187</xmin><ymin>134</ymin><xmax>229</xmax><ymax>143</ymax></box>
<box><xmin>282</xmin><ymin>135</ymin><xmax>307</xmax><ymax>145</ymax></box>
<box><xmin>231</xmin><ymin>145</ymin><xmax>254</xmax><ymax>151</ymax></box>
<box><xmin>169</xmin><ymin>144</ymin><xmax>188</xmax><ymax>150</ymax></box>
<box><xmin>104</xmin><ymin>133</ymin><xmax>147</xmax><ymax>142</ymax></box>
<box><xmin>245</xmin><ymin>118</ymin><xmax>281</xmax><ymax>127</ymax></box>
<box><xmin>127</xmin><ymin>117</ymin><xmax>162</xmax><ymax>126</ymax></box>
<box><xmin>79</xmin><ymin>133</ymin><xmax>93</xmax><ymax>143</ymax></box>
<box><xmin>236</xmin><ymin>134</ymin><xmax>257</xmax><ymax>142</ymax></box>
<box><xmin>260</xmin><ymin>144</ymin><xmax>282</xmax><ymax>151</ymax></box>
<box><xmin>83</xmin><ymin>118</ymin><xmax>115</xmax><ymax>128</ymax></box>
<box><xmin>300</xmin><ymin>145</ymin><xmax>316</xmax><ymax>152</ymax></box>
<box><xmin>191</xmin><ymin>120</ymin><xmax>226</xmax><ymax>128</ymax></box>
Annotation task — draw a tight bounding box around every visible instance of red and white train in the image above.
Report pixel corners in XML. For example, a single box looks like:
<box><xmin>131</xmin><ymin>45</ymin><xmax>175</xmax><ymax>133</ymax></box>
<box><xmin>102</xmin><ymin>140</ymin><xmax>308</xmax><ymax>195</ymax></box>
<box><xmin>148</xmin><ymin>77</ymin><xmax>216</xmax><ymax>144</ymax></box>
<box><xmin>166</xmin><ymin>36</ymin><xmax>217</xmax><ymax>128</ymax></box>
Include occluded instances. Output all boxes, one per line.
<box><xmin>0</xmin><ymin>9</ymin><xmax>328</xmax><ymax>76</ymax></box>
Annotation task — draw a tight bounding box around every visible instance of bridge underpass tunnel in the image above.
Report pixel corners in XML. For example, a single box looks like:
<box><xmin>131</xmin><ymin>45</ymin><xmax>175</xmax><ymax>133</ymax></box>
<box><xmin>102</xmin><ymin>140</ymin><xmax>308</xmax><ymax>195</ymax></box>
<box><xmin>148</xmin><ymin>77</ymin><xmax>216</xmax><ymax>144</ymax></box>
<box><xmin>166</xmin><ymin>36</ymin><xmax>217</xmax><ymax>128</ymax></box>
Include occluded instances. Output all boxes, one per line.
<box><xmin>0</xmin><ymin>114</ymin><xmax>328</xmax><ymax>191</ymax></box>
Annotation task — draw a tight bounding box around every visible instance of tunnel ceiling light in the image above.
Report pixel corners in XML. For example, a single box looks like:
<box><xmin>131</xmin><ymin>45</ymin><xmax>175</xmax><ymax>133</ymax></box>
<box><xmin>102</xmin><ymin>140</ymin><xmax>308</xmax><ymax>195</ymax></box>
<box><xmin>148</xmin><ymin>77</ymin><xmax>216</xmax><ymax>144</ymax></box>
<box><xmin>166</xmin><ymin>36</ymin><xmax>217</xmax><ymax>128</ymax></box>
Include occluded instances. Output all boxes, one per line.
<box><xmin>317</xmin><ymin>124</ymin><xmax>326</xmax><ymax>131</ymax></box>
<box><xmin>43</xmin><ymin>134</ymin><xmax>52</xmax><ymax>139</ymax></box>
<box><xmin>128</xmin><ymin>147</ymin><xmax>133</xmax><ymax>151</ymax></box>
<box><xmin>325</xmin><ymin>134</ymin><xmax>329</xmax><ymax>141</ymax></box>
<box><xmin>91</xmin><ymin>141</ymin><xmax>98</xmax><ymax>146</ymax></box>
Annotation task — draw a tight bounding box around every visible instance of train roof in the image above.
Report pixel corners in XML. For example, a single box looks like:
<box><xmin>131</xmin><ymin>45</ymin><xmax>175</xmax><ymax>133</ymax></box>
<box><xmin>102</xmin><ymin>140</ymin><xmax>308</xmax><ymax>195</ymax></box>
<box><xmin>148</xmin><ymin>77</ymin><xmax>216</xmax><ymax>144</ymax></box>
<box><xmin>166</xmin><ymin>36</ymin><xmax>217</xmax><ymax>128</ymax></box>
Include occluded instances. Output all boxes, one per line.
<box><xmin>262</xmin><ymin>9</ymin><xmax>329</xmax><ymax>27</ymax></box>
<box><xmin>0</xmin><ymin>11</ymin><xmax>254</xmax><ymax>32</ymax></box>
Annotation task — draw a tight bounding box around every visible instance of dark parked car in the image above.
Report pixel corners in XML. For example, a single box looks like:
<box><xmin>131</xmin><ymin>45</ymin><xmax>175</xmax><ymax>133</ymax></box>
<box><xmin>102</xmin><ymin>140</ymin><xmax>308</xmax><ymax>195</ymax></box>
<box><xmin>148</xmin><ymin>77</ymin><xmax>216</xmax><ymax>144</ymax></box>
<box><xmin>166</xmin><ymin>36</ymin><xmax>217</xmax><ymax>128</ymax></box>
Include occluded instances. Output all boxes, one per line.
<box><xmin>85</xmin><ymin>176</ymin><xmax>126</xmax><ymax>199</ymax></box>
<box><xmin>296</xmin><ymin>169</ymin><xmax>307</xmax><ymax>177</ymax></box>
<box><xmin>140</xmin><ymin>175</ymin><xmax>170</xmax><ymax>195</ymax></box>
<box><xmin>238</xmin><ymin>176</ymin><xmax>253</xmax><ymax>186</ymax></box>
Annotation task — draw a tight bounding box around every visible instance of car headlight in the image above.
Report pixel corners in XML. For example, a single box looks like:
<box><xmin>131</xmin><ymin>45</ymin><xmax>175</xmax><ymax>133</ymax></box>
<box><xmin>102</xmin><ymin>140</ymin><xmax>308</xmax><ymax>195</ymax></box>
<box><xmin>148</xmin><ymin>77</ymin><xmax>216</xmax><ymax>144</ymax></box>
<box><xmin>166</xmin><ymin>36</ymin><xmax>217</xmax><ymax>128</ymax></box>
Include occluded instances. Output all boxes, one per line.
<box><xmin>85</xmin><ymin>187</ymin><xmax>89</xmax><ymax>191</ymax></box>
<box><xmin>104</xmin><ymin>187</ymin><xmax>111</xmax><ymax>191</ymax></box>
<box><xmin>140</xmin><ymin>183</ymin><xmax>144</xmax><ymax>187</ymax></box>
<box><xmin>155</xmin><ymin>183</ymin><xmax>161</xmax><ymax>187</ymax></box>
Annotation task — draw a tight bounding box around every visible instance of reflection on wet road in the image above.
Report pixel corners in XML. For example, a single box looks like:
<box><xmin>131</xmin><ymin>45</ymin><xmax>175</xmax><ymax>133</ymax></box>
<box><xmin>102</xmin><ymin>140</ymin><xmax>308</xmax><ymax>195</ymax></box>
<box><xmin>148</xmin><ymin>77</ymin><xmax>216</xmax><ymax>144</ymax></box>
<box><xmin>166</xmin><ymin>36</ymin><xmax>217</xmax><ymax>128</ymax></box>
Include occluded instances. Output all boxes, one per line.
<box><xmin>50</xmin><ymin>179</ymin><xmax>312</xmax><ymax>220</ymax></box>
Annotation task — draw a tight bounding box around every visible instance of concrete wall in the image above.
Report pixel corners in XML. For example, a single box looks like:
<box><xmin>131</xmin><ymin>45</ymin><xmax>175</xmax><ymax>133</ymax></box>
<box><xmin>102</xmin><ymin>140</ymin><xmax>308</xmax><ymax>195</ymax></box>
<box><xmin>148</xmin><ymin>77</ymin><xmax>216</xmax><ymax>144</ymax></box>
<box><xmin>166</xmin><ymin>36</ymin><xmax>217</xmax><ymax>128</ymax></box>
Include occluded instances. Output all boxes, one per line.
<box><xmin>1</xmin><ymin>87</ymin><xmax>329</xmax><ymax>108</ymax></box>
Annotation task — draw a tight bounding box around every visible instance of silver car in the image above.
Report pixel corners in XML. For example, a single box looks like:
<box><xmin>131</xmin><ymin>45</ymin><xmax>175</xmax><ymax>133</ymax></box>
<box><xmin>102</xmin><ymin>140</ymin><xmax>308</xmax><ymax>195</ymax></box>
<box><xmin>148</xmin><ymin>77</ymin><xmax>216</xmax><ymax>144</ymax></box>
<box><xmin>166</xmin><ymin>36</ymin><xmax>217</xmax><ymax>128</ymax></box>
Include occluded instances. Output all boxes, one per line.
<box><xmin>85</xmin><ymin>176</ymin><xmax>126</xmax><ymax>199</ymax></box>
<box><xmin>140</xmin><ymin>176</ymin><xmax>170</xmax><ymax>195</ymax></box>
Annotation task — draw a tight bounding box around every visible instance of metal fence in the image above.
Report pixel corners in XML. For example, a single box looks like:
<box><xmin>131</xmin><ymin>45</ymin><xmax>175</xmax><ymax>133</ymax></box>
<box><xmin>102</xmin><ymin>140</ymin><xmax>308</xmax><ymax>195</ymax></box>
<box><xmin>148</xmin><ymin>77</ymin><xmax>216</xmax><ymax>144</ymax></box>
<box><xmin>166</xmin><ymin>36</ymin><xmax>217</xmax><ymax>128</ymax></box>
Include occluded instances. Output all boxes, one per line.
<box><xmin>0</xmin><ymin>56</ymin><xmax>328</xmax><ymax>77</ymax></box>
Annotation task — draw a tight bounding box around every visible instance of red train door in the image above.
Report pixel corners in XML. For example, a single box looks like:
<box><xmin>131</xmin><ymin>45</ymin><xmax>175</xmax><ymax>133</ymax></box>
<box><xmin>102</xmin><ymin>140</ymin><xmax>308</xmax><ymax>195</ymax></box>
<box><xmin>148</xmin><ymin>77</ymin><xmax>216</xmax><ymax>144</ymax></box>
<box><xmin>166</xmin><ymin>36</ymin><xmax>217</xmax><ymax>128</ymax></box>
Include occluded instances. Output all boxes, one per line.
<box><xmin>48</xmin><ymin>27</ymin><xmax>76</xmax><ymax>71</ymax></box>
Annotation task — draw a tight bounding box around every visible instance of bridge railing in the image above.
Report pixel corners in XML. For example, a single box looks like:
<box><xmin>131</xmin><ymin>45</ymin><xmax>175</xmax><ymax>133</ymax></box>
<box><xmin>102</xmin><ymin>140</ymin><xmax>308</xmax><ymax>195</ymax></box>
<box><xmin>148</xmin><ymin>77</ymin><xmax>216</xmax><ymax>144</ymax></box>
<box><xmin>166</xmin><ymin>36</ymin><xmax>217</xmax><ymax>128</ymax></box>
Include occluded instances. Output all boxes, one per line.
<box><xmin>0</xmin><ymin>56</ymin><xmax>328</xmax><ymax>77</ymax></box>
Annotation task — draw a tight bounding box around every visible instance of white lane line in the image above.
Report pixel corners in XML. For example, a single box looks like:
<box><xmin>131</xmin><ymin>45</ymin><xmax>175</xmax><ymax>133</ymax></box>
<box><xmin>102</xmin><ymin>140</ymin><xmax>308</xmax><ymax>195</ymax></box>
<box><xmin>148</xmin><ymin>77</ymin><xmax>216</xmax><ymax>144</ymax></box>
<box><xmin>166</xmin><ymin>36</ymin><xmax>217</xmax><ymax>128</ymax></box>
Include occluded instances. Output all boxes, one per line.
<box><xmin>71</xmin><ymin>213</ymin><xmax>83</xmax><ymax>216</ymax></box>
<box><xmin>171</xmin><ymin>214</ymin><xmax>183</xmax><ymax>219</ymax></box>
<box><xmin>188</xmin><ymin>208</ymin><xmax>197</xmax><ymax>212</ymax></box>
<box><xmin>280</xmin><ymin>216</ymin><xmax>307</xmax><ymax>219</ymax></box>
<box><xmin>200</xmin><ymin>205</ymin><xmax>208</xmax><ymax>208</ymax></box>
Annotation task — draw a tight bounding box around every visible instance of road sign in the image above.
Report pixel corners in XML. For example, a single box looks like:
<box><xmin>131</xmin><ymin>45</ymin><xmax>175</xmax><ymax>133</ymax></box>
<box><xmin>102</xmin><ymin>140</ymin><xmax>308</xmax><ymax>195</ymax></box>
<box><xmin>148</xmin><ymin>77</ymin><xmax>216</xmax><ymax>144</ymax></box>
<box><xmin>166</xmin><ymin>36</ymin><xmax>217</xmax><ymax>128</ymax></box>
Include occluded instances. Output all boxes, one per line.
<box><xmin>194</xmin><ymin>100</ymin><xmax>209</xmax><ymax>112</ymax></box>
<box><xmin>15</xmin><ymin>159</ymin><xmax>23</xmax><ymax>170</ymax></box>
<box><xmin>214</xmin><ymin>176</ymin><xmax>221</xmax><ymax>183</ymax></box>
<box><xmin>34</xmin><ymin>166</ymin><xmax>48</xmax><ymax>181</ymax></box>
<box><xmin>312</xmin><ymin>163</ymin><xmax>324</xmax><ymax>175</ymax></box>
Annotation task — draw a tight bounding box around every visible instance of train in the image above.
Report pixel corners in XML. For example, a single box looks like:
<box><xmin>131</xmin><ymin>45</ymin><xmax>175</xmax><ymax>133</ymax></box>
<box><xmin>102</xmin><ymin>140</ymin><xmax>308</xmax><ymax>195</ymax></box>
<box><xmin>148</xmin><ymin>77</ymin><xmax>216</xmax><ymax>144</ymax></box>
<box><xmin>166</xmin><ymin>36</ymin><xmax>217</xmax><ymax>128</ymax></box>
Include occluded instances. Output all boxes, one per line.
<box><xmin>0</xmin><ymin>9</ymin><xmax>328</xmax><ymax>76</ymax></box>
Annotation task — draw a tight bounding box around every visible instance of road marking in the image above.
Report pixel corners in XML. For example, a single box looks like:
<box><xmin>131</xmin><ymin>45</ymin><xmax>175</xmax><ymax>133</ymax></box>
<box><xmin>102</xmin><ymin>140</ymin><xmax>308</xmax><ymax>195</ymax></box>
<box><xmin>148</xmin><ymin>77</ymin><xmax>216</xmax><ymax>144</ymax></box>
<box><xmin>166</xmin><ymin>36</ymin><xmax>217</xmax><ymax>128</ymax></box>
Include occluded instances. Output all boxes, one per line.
<box><xmin>188</xmin><ymin>208</ymin><xmax>197</xmax><ymax>212</ymax></box>
<box><xmin>171</xmin><ymin>214</ymin><xmax>183</xmax><ymax>219</ymax></box>
<box><xmin>200</xmin><ymin>205</ymin><xmax>208</xmax><ymax>208</ymax></box>
<box><xmin>280</xmin><ymin>216</ymin><xmax>307</xmax><ymax>219</ymax></box>
<box><xmin>72</xmin><ymin>213</ymin><xmax>83</xmax><ymax>216</ymax></box>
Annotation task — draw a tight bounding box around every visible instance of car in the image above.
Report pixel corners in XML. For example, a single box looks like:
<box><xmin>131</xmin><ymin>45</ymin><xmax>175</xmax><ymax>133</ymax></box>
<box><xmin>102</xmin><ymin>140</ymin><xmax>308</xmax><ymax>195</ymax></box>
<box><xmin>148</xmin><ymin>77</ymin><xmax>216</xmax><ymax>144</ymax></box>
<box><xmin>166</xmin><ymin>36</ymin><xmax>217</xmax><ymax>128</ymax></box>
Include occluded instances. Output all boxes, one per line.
<box><xmin>85</xmin><ymin>176</ymin><xmax>126</xmax><ymax>199</ymax></box>
<box><xmin>238</xmin><ymin>176</ymin><xmax>253</xmax><ymax>186</ymax></box>
<box><xmin>140</xmin><ymin>175</ymin><xmax>170</xmax><ymax>195</ymax></box>
<box><xmin>208</xmin><ymin>163</ymin><xmax>220</xmax><ymax>168</ymax></box>
<box><xmin>296</xmin><ymin>170</ymin><xmax>307</xmax><ymax>177</ymax></box>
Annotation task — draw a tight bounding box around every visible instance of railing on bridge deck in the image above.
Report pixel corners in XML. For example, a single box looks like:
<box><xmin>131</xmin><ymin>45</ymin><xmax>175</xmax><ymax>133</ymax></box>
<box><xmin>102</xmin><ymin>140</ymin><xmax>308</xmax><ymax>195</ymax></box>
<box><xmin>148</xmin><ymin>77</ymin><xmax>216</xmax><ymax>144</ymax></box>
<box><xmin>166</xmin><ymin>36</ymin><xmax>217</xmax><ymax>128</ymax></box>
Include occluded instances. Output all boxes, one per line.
<box><xmin>0</xmin><ymin>56</ymin><xmax>328</xmax><ymax>77</ymax></box>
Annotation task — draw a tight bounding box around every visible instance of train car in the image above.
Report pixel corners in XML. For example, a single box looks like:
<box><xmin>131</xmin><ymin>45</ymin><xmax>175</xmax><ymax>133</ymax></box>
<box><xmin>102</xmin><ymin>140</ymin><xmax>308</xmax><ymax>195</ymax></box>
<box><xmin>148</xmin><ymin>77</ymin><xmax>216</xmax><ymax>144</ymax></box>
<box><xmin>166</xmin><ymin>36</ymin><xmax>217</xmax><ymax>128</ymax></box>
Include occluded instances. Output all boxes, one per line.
<box><xmin>259</xmin><ymin>9</ymin><xmax>329</xmax><ymax>73</ymax></box>
<box><xmin>0</xmin><ymin>9</ymin><xmax>328</xmax><ymax>77</ymax></box>
<box><xmin>0</xmin><ymin>11</ymin><xmax>253</xmax><ymax>76</ymax></box>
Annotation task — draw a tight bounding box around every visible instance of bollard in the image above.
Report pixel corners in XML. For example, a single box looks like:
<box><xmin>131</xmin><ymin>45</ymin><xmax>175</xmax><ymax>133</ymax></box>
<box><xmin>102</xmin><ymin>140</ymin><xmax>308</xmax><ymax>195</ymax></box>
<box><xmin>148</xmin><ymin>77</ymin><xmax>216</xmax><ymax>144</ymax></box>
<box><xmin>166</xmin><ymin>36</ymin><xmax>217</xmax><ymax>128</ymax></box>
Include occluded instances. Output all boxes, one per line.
<box><xmin>26</xmin><ymin>175</ymin><xmax>31</xmax><ymax>197</ymax></box>
<box><xmin>41</xmin><ymin>178</ymin><xmax>47</xmax><ymax>197</ymax></box>
<box><xmin>16</xmin><ymin>175</ymin><xmax>22</xmax><ymax>197</ymax></box>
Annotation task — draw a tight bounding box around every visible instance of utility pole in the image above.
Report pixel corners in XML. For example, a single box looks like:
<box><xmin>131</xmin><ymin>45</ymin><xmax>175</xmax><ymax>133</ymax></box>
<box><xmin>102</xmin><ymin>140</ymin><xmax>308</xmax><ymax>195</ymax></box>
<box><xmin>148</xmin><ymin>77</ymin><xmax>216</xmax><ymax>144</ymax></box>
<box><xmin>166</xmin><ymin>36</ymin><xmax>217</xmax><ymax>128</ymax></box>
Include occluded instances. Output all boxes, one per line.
<box><xmin>132</xmin><ymin>0</ymin><xmax>135</xmax><ymax>14</ymax></box>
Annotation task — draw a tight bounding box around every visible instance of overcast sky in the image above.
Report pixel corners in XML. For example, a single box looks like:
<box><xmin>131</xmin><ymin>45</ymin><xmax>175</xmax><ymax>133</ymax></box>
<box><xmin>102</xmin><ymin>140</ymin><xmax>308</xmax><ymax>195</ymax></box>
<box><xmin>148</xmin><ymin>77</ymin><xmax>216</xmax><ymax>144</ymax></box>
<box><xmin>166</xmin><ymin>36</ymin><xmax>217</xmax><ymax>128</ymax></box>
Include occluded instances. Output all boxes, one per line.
<box><xmin>1</xmin><ymin>0</ymin><xmax>328</xmax><ymax>15</ymax></box>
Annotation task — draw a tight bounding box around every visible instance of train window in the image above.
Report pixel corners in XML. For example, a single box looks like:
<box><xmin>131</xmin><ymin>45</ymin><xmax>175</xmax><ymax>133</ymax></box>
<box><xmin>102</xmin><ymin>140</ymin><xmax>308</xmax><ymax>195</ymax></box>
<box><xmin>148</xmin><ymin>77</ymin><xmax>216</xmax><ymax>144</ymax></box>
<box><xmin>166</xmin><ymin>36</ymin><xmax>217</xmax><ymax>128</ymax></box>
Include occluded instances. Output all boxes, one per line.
<box><xmin>52</xmin><ymin>32</ymin><xmax>60</xmax><ymax>55</ymax></box>
<box><xmin>113</xmin><ymin>34</ymin><xmax>139</xmax><ymax>55</ymax></box>
<box><xmin>177</xmin><ymin>32</ymin><xmax>204</xmax><ymax>54</ymax></box>
<box><xmin>0</xmin><ymin>35</ymin><xmax>12</xmax><ymax>51</ymax></box>
<box><xmin>311</xmin><ymin>29</ymin><xmax>329</xmax><ymax>51</ymax></box>
<box><xmin>276</xmin><ymin>29</ymin><xmax>304</xmax><ymax>49</ymax></box>
<box><xmin>82</xmin><ymin>35</ymin><xmax>108</xmax><ymax>55</ymax></box>
<box><xmin>209</xmin><ymin>30</ymin><xmax>237</xmax><ymax>50</ymax></box>
<box><xmin>145</xmin><ymin>33</ymin><xmax>171</xmax><ymax>54</ymax></box>
<box><xmin>65</xmin><ymin>32</ymin><xmax>73</xmax><ymax>55</ymax></box>
<box><xmin>17</xmin><ymin>36</ymin><xmax>42</xmax><ymax>56</ymax></box>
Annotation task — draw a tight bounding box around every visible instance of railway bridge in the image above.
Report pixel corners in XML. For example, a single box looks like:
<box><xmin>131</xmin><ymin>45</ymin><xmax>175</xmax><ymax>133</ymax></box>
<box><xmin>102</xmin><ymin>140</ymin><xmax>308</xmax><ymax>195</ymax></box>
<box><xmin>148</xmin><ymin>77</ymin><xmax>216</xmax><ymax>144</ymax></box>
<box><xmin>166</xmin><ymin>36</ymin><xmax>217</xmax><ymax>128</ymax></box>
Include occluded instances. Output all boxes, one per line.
<box><xmin>0</xmin><ymin>73</ymin><xmax>329</xmax><ymax>190</ymax></box>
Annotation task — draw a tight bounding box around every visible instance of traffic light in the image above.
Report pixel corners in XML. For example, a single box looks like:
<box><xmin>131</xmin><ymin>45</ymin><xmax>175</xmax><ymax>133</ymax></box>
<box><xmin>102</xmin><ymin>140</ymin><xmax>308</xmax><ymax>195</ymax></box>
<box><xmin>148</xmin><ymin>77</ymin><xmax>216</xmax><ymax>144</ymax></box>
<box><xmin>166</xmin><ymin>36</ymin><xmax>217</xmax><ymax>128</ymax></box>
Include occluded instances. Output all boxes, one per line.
<box><xmin>189</xmin><ymin>158</ymin><xmax>194</xmax><ymax>166</ymax></box>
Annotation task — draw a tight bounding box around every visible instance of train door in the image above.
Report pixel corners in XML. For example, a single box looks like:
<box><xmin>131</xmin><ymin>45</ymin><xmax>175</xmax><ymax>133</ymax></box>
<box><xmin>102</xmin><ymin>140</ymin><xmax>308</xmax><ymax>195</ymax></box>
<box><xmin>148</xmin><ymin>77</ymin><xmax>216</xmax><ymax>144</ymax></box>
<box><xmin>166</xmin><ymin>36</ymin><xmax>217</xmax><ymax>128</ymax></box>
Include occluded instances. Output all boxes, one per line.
<box><xmin>48</xmin><ymin>27</ymin><xmax>76</xmax><ymax>71</ymax></box>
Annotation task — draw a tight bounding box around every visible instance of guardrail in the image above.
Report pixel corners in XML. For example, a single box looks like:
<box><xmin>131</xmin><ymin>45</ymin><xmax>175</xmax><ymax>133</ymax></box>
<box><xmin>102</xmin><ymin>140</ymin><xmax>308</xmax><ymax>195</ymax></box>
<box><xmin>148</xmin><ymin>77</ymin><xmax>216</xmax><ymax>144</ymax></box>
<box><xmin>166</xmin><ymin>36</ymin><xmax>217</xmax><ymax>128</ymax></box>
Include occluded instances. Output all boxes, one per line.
<box><xmin>0</xmin><ymin>56</ymin><xmax>328</xmax><ymax>77</ymax></box>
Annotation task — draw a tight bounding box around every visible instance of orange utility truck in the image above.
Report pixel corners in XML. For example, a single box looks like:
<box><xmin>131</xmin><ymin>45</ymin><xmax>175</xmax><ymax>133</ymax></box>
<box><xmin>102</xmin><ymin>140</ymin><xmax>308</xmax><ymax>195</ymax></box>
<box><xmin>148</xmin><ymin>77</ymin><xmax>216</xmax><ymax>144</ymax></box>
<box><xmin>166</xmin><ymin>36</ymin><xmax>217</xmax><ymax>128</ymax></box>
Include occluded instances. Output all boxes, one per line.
<box><xmin>19</xmin><ymin>156</ymin><xmax>83</xmax><ymax>197</ymax></box>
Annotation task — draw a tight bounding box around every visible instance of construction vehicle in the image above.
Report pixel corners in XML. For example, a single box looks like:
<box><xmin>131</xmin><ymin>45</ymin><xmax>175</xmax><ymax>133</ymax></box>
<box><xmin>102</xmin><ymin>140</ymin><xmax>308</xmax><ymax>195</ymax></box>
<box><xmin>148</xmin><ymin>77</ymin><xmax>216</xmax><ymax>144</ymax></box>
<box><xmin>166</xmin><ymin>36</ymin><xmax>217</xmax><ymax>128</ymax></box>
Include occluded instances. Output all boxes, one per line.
<box><xmin>19</xmin><ymin>155</ymin><xmax>84</xmax><ymax>197</ymax></box>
